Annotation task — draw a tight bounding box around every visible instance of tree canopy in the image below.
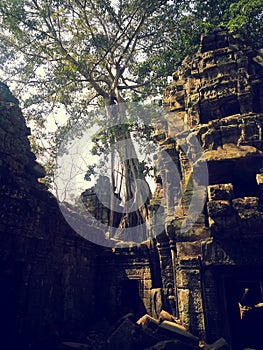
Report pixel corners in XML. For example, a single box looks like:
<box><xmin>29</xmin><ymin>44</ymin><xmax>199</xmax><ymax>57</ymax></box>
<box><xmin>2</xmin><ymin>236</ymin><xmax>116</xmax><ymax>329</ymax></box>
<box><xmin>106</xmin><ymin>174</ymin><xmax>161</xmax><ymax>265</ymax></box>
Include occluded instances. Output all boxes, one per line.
<box><xmin>0</xmin><ymin>0</ymin><xmax>182</xmax><ymax>111</ymax></box>
<box><xmin>0</xmin><ymin>0</ymin><xmax>261</xmax><ymax>184</ymax></box>
<box><xmin>0</xmin><ymin>0</ymin><xmax>186</xmax><ymax>237</ymax></box>
<box><xmin>0</xmin><ymin>0</ymin><xmax>182</xmax><ymax>186</ymax></box>
<box><xmin>1</xmin><ymin>0</ymin><xmax>262</xmax><ymax>127</ymax></box>
<box><xmin>0</xmin><ymin>0</ymin><xmax>262</xmax><ymax>241</ymax></box>
<box><xmin>163</xmin><ymin>0</ymin><xmax>263</xmax><ymax>71</ymax></box>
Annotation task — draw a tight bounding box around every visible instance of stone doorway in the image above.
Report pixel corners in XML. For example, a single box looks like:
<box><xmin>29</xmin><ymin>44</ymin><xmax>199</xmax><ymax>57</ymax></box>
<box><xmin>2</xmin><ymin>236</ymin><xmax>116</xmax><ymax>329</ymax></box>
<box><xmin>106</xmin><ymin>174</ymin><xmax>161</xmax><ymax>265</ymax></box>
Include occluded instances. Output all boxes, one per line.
<box><xmin>119</xmin><ymin>279</ymin><xmax>146</xmax><ymax>319</ymax></box>
<box><xmin>224</xmin><ymin>275</ymin><xmax>263</xmax><ymax>350</ymax></box>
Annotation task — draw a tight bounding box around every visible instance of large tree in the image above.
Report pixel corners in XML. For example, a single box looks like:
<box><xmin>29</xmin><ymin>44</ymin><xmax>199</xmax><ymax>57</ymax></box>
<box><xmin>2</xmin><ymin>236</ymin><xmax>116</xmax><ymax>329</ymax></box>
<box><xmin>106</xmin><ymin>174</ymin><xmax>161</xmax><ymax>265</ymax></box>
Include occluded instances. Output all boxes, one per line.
<box><xmin>1</xmin><ymin>0</ymin><xmax>261</xmax><ymax>140</ymax></box>
<box><xmin>1</xmin><ymin>0</ymin><xmax>261</xmax><ymax>166</ymax></box>
<box><xmin>0</xmin><ymin>0</ymin><xmax>261</xmax><ymax>240</ymax></box>
<box><xmin>0</xmin><ymin>0</ymin><xmax>182</xmax><ymax>111</ymax></box>
<box><xmin>0</xmin><ymin>0</ymin><xmax>183</xmax><ymax>239</ymax></box>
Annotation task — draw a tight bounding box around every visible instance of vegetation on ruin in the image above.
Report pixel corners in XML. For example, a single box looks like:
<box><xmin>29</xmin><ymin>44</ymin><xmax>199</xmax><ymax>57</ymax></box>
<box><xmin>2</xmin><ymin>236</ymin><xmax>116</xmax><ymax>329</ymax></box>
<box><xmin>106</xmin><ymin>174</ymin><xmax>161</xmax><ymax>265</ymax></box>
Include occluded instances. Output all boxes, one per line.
<box><xmin>0</xmin><ymin>0</ymin><xmax>262</xmax><ymax>233</ymax></box>
<box><xmin>0</xmin><ymin>0</ymin><xmax>261</xmax><ymax>175</ymax></box>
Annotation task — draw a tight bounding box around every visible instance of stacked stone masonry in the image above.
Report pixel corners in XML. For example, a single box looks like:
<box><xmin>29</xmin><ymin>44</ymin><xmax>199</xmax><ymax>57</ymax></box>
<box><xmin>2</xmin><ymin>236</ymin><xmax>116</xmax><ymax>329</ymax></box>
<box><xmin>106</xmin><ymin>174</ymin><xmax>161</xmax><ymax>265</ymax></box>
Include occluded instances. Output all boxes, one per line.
<box><xmin>0</xmin><ymin>83</ymin><xmax>159</xmax><ymax>349</ymax></box>
<box><xmin>2</xmin><ymin>27</ymin><xmax>263</xmax><ymax>350</ymax></box>
<box><xmin>157</xmin><ymin>28</ymin><xmax>263</xmax><ymax>347</ymax></box>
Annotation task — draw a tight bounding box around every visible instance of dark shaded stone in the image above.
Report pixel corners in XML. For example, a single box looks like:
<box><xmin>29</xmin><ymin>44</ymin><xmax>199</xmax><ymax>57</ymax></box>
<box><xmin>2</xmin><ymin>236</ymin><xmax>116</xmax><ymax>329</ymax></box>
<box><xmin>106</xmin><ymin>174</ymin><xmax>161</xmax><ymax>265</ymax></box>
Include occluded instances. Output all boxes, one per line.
<box><xmin>203</xmin><ymin>337</ymin><xmax>230</xmax><ymax>350</ymax></box>
<box><xmin>104</xmin><ymin>317</ymin><xmax>161</xmax><ymax>350</ymax></box>
<box><xmin>137</xmin><ymin>314</ymin><xmax>160</xmax><ymax>331</ymax></box>
<box><xmin>145</xmin><ymin>339</ymin><xmax>197</xmax><ymax>350</ymax></box>
<box><xmin>157</xmin><ymin>321</ymin><xmax>199</xmax><ymax>347</ymax></box>
<box><xmin>207</xmin><ymin>184</ymin><xmax>234</xmax><ymax>201</ymax></box>
<box><xmin>207</xmin><ymin>200</ymin><xmax>234</xmax><ymax>217</ymax></box>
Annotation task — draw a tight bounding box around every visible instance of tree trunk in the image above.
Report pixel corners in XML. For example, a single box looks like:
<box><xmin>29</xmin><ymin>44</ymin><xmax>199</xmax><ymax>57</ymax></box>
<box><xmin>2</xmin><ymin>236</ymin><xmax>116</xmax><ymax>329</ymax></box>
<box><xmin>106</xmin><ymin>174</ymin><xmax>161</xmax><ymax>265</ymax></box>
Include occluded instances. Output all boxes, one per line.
<box><xmin>104</xmin><ymin>98</ymin><xmax>151</xmax><ymax>243</ymax></box>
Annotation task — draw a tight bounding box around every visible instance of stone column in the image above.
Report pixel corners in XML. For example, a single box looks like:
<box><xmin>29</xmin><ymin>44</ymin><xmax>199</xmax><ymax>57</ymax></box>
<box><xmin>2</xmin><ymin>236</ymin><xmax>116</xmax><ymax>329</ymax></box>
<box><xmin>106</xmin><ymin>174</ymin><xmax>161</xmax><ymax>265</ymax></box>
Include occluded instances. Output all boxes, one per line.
<box><xmin>169</xmin><ymin>239</ymin><xmax>179</xmax><ymax>318</ymax></box>
<box><xmin>155</xmin><ymin>233</ymin><xmax>174</xmax><ymax>313</ymax></box>
<box><xmin>176</xmin><ymin>242</ymin><xmax>206</xmax><ymax>340</ymax></box>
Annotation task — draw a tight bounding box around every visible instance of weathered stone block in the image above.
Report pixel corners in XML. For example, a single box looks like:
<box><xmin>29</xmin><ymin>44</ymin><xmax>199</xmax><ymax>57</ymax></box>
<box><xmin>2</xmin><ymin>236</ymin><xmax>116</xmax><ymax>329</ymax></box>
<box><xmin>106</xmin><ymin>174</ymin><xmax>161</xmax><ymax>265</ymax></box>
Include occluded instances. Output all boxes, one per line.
<box><xmin>105</xmin><ymin>318</ymin><xmax>136</xmax><ymax>350</ymax></box>
<box><xmin>220</xmin><ymin>124</ymin><xmax>240</xmax><ymax>145</ymax></box>
<box><xmin>158</xmin><ymin>321</ymin><xmax>199</xmax><ymax>347</ymax></box>
<box><xmin>204</xmin><ymin>337</ymin><xmax>230</xmax><ymax>350</ymax></box>
<box><xmin>243</xmin><ymin>120</ymin><xmax>260</xmax><ymax>141</ymax></box>
<box><xmin>207</xmin><ymin>200</ymin><xmax>234</xmax><ymax>217</ymax></box>
<box><xmin>151</xmin><ymin>288</ymin><xmax>163</xmax><ymax>319</ymax></box>
<box><xmin>237</xmin><ymin>211</ymin><xmax>263</xmax><ymax>235</ymax></box>
<box><xmin>256</xmin><ymin>173</ymin><xmax>263</xmax><ymax>185</ymax></box>
<box><xmin>201</xmin><ymin>239</ymin><xmax>236</xmax><ymax>265</ymax></box>
<box><xmin>190</xmin><ymin>289</ymin><xmax>204</xmax><ymax>314</ymax></box>
<box><xmin>176</xmin><ymin>242</ymin><xmax>202</xmax><ymax>260</ymax></box>
<box><xmin>176</xmin><ymin>268</ymin><xmax>201</xmax><ymax>289</ymax></box>
<box><xmin>177</xmin><ymin>289</ymin><xmax>190</xmax><ymax>314</ymax></box>
<box><xmin>208</xmin><ymin>215</ymin><xmax>240</xmax><ymax>238</ymax></box>
<box><xmin>158</xmin><ymin>310</ymin><xmax>182</xmax><ymax>325</ymax></box>
<box><xmin>137</xmin><ymin>314</ymin><xmax>159</xmax><ymax>331</ymax></box>
<box><xmin>232</xmin><ymin>197</ymin><xmax>259</xmax><ymax>212</ymax></box>
<box><xmin>207</xmin><ymin>184</ymin><xmax>234</xmax><ymax>201</ymax></box>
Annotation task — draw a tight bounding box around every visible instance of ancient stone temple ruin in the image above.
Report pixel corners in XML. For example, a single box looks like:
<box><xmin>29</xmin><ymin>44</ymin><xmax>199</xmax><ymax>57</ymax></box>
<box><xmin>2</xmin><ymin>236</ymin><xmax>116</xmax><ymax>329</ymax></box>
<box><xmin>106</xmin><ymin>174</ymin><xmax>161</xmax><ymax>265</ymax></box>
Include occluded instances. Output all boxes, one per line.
<box><xmin>1</xmin><ymin>28</ymin><xmax>263</xmax><ymax>350</ymax></box>
<box><xmin>160</xmin><ymin>28</ymin><xmax>263</xmax><ymax>348</ymax></box>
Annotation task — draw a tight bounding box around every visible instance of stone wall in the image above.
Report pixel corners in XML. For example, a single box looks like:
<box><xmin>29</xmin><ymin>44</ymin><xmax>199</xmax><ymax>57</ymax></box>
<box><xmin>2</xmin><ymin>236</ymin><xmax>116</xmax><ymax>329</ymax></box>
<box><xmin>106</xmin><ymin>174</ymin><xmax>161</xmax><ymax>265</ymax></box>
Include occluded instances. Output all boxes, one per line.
<box><xmin>160</xmin><ymin>29</ymin><xmax>263</xmax><ymax>347</ymax></box>
<box><xmin>0</xmin><ymin>83</ymin><xmax>104</xmax><ymax>348</ymax></box>
<box><xmin>0</xmin><ymin>81</ymin><xmax>159</xmax><ymax>349</ymax></box>
<box><xmin>2</xmin><ymin>27</ymin><xmax>263</xmax><ymax>350</ymax></box>
<box><xmin>163</xmin><ymin>28</ymin><xmax>263</xmax><ymax>126</ymax></box>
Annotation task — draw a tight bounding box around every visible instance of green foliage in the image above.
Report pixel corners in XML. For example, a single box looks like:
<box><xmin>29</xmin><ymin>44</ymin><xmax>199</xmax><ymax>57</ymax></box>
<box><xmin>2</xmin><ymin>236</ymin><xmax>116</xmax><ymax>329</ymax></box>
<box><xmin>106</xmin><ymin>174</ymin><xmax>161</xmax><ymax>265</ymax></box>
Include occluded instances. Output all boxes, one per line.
<box><xmin>1</xmin><ymin>0</ymin><xmax>261</xmax><ymax>110</ymax></box>
<box><xmin>0</xmin><ymin>0</ymin><xmax>183</xmax><ymax>184</ymax></box>
<box><xmin>139</xmin><ymin>0</ymin><xmax>263</xmax><ymax>82</ymax></box>
<box><xmin>85</xmin><ymin>118</ymin><xmax>157</xmax><ymax>183</ymax></box>
<box><xmin>0</xmin><ymin>0</ymin><xmax>262</xmax><ymax>190</ymax></box>
<box><xmin>224</xmin><ymin>0</ymin><xmax>263</xmax><ymax>48</ymax></box>
<box><xmin>84</xmin><ymin>164</ymin><xmax>96</xmax><ymax>182</ymax></box>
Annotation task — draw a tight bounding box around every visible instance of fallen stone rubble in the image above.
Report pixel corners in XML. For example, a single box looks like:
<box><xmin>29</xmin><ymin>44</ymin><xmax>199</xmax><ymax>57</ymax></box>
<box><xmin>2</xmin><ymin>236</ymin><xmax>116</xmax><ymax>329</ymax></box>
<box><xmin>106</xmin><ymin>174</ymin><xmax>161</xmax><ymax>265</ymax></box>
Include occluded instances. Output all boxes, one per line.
<box><xmin>54</xmin><ymin>312</ymin><xmax>230</xmax><ymax>350</ymax></box>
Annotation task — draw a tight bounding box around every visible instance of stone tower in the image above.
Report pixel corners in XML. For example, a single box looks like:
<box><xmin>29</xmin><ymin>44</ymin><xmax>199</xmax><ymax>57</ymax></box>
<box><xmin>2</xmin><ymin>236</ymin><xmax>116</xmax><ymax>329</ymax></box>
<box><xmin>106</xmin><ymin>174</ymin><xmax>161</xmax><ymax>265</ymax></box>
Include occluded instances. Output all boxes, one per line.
<box><xmin>154</xmin><ymin>28</ymin><xmax>263</xmax><ymax>347</ymax></box>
